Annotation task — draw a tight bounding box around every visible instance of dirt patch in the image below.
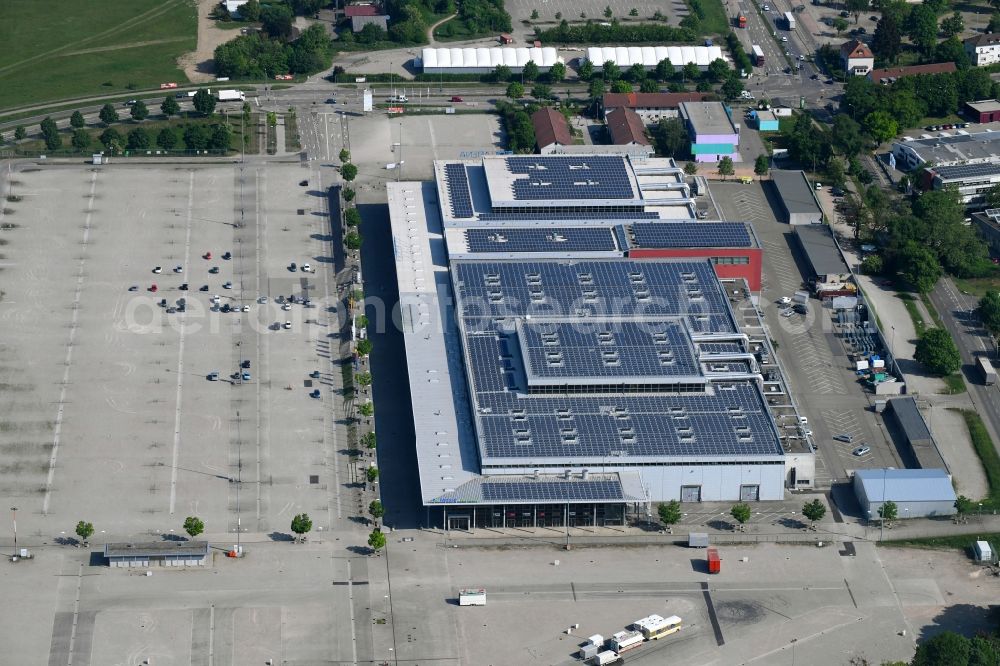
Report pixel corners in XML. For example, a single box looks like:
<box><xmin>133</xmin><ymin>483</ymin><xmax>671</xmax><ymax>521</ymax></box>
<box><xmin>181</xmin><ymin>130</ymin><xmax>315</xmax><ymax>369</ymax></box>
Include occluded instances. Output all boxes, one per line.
<box><xmin>178</xmin><ymin>0</ymin><xmax>241</xmax><ymax>83</ymax></box>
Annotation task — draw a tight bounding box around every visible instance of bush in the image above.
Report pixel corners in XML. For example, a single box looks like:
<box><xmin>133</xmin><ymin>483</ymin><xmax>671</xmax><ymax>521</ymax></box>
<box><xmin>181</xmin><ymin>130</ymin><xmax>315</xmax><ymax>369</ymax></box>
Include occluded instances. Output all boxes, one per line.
<box><xmin>914</xmin><ymin>328</ymin><xmax>961</xmax><ymax>376</ymax></box>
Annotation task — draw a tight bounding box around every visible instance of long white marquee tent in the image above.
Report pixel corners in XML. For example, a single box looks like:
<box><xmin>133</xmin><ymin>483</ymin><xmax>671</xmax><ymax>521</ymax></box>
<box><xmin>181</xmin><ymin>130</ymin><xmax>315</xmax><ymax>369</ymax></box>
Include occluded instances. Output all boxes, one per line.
<box><xmin>586</xmin><ymin>46</ymin><xmax>726</xmax><ymax>70</ymax></box>
<box><xmin>421</xmin><ymin>47</ymin><xmax>562</xmax><ymax>74</ymax></box>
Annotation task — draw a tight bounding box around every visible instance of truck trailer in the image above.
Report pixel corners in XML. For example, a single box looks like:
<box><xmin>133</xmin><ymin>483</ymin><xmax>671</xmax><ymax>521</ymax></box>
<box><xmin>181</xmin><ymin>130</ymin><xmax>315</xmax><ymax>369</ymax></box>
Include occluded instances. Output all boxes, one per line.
<box><xmin>458</xmin><ymin>588</ymin><xmax>487</xmax><ymax>606</ymax></box>
<box><xmin>784</xmin><ymin>11</ymin><xmax>796</xmax><ymax>29</ymax></box>
<box><xmin>217</xmin><ymin>89</ymin><xmax>246</xmax><ymax>102</ymax></box>
<box><xmin>608</xmin><ymin>630</ymin><xmax>644</xmax><ymax>653</ymax></box>
<box><xmin>707</xmin><ymin>547</ymin><xmax>721</xmax><ymax>573</ymax></box>
<box><xmin>751</xmin><ymin>45</ymin><xmax>765</xmax><ymax>66</ymax></box>
<box><xmin>978</xmin><ymin>357</ymin><xmax>997</xmax><ymax>385</ymax></box>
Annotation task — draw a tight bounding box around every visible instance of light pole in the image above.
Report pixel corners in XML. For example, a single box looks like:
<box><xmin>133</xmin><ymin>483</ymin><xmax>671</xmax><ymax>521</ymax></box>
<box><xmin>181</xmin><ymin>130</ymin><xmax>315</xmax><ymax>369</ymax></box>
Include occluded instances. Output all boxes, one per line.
<box><xmin>10</xmin><ymin>507</ymin><xmax>17</xmax><ymax>556</ymax></box>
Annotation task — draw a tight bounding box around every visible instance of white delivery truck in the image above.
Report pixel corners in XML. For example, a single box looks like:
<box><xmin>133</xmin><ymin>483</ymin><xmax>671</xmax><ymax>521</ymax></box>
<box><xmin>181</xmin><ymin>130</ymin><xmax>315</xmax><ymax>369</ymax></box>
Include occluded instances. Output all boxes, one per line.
<box><xmin>590</xmin><ymin>651</ymin><xmax>621</xmax><ymax>665</ymax></box>
<box><xmin>458</xmin><ymin>588</ymin><xmax>486</xmax><ymax>606</ymax></box>
<box><xmin>217</xmin><ymin>89</ymin><xmax>246</xmax><ymax>102</ymax></box>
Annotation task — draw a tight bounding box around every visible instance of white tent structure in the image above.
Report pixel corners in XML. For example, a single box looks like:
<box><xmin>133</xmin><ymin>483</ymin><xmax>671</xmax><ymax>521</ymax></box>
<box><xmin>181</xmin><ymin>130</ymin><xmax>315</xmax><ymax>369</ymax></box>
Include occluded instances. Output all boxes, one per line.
<box><xmin>586</xmin><ymin>46</ymin><xmax>726</xmax><ymax>71</ymax></box>
<box><xmin>421</xmin><ymin>47</ymin><xmax>562</xmax><ymax>74</ymax></box>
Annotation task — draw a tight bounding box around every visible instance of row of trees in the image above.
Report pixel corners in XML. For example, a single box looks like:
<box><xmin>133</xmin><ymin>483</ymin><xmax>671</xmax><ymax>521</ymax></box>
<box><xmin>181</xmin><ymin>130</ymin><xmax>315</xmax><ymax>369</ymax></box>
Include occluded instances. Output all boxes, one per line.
<box><xmin>214</xmin><ymin>23</ymin><xmax>333</xmax><ymax>79</ymax></box>
<box><xmin>867</xmin><ymin>0</ymin><xmax>970</xmax><ymax>65</ymax></box>
<box><xmin>536</xmin><ymin>18</ymin><xmax>696</xmax><ymax>44</ymax></box>
<box><xmin>657</xmin><ymin>499</ymin><xmax>828</xmax><ymax>529</ymax></box>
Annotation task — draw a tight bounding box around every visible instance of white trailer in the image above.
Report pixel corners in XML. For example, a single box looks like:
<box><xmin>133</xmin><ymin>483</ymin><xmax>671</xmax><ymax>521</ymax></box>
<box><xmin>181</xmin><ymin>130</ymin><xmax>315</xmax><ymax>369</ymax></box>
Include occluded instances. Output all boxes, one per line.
<box><xmin>784</xmin><ymin>11</ymin><xmax>795</xmax><ymax>29</ymax></box>
<box><xmin>590</xmin><ymin>651</ymin><xmax>621</xmax><ymax>666</ymax></box>
<box><xmin>217</xmin><ymin>89</ymin><xmax>246</xmax><ymax>102</ymax></box>
<box><xmin>459</xmin><ymin>588</ymin><xmax>487</xmax><ymax>606</ymax></box>
<box><xmin>608</xmin><ymin>630</ymin><xmax>644</xmax><ymax>653</ymax></box>
<box><xmin>974</xmin><ymin>540</ymin><xmax>993</xmax><ymax>562</ymax></box>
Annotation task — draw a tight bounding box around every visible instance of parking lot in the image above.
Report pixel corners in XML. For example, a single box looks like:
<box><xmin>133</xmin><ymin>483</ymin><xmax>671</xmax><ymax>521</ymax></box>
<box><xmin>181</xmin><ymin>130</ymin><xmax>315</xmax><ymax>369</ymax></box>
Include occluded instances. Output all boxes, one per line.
<box><xmin>0</xmin><ymin>162</ymin><xmax>343</xmax><ymax>539</ymax></box>
<box><xmin>709</xmin><ymin>181</ymin><xmax>898</xmax><ymax>488</ymax></box>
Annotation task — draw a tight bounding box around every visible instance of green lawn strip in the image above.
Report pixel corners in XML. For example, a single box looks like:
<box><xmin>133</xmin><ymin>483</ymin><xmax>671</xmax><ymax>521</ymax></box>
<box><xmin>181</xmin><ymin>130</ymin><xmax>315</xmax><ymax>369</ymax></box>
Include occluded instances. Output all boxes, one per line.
<box><xmin>919</xmin><ymin>292</ymin><xmax>945</xmax><ymax>328</ymax></box>
<box><xmin>881</xmin><ymin>533</ymin><xmax>999</xmax><ymax>552</ymax></box>
<box><xmin>942</xmin><ymin>373</ymin><xmax>967</xmax><ymax>395</ymax></box>
<box><xmin>687</xmin><ymin>0</ymin><xmax>730</xmax><ymax>35</ymax></box>
<box><xmin>284</xmin><ymin>111</ymin><xmax>300</xmax><ymax>152</ymax></box>
<box><xmin>897</xmin><ymin>292</ymin><xmax>927</xmax><ymax>337</ymax></box>
<box><xmin>0</xmin><ymin>0</ymin><xmax>196</xmax><ymax>111</ymax></box>
<box><xmin>955</xmin><ymin>275</ymin><xmax>1000</xmax><ymax>299</ymax></box>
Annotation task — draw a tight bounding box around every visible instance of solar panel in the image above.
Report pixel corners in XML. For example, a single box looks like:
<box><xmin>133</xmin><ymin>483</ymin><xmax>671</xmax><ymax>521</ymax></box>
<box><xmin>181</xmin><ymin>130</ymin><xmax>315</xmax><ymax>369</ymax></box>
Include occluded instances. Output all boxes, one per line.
<box><xmin>504</xmin><ymin>155</ymin><xmax>637</xmax><ymax>201</ymax></box>
<box><xmin>445</xmin><ymin>163</ymin><xmax>474</xmax><ymax>218</ymax></box>
<box><xmin>933</xmin><ymin>162</ymin><xmax>1000</xmax><ymax>180</ymax></box>
<box><xmin>481</xmin><ymin>479</ymin><xmax>625</xmax><ymax>502</ymax></box>
<box><xmin>478</xmin><ymin>211</ymin><xmax>660</xmax><ymax>221</ymax></box>
<box><xmin>631</xmin><ymin>222</ymin><xmax>753</xmax><ymax>249</ymax></box>
<box><xmin>464</xmin><ymin>228</ymin><xmax>619</xmax><ymax>253</ymax></box>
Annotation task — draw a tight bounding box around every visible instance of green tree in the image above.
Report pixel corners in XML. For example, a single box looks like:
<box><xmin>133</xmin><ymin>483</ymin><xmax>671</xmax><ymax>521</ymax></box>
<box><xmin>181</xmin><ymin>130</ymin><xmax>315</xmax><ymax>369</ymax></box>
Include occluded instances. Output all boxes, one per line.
<box><xmin>193</xmin><ymin>89</ymin><xmax>217</xmax><ymax>116</ymax></box>
<box><xmin>588</xmin><ymin>79</ymin><xmax>606</xmax><ymax>99</ymax></box>
<box><xmin>801</xmin><ymin>499</ymin><xmax>826</xmax><ymax>526</ymax></box>
<box><xmin>531</xmin><ymin>84</ymin><xmax>552</xmax><ymax>99</ymax></box>
<box><xmin>341</xmin><ymin>163</ymin><xmax>358</xmax><ymax>182</ymax></box>
<box><xmin>342</xmin><ymin>187</ymin><xmax>355</xmax><ymax>202</ymax></box>
<box><xmin>708</xmin><ymin>58</ymin><xmax>729</xmax><ymax>82</ymax></box>
<box><xmin>683</xmin><ymin>162</ymin><xmax>697</xmax><ymax>175</ymax></box>
<box><xmin>345</xmin><ymin>208</ymin><xmax>362</xmax><ymax>227</ymax></box>
<box><xmin>362</xmin><ymin>431</ymin><xmax>377</xmax><ymax>449</ymax></box>
<box><xmin>345</xmin><ymin>231</ymin><xmax>362</xmax><ymax>250</ymax></box>
<box><xmin>627</xmin><ymin>63</ymin><xmax>646</xmax><ymax>83</ymax></box>
<box><xmin>878</xmin><ymin>500</ymin><xmax>898</xmax><ymax>523</ymax></box>
<box><xmin>242</xmin><ymin>0</ymin><xmax>261</xmax><ymax>21</ymax></box>
<box><xmin>359</xmin><ymin>402</ymin><xmax>374</xmax><ymax>418</ymax></box>
<box><xmin>291</xmin><ymin>513</ymin><xmax>313</xmax><ymax>540</ymax></box>
<box><xmin>610</xmin><ymin>80</ymin><xmax>632</xmax><ymax>93</ymax></box>
<box><xmin>898</xmin><ymin>242</ymin><xmax>942</xmax><ymax>293</ymax></box>
<box><xmin>578</xmin><ymin>59</ymin><xmax>594</xmax><ymax>81</ymax></box>
<box><xmin>861</xmin><ymin>254</ymin><xmax>884</xmax><ymax>275</ymax></box>
<box><xmin>357</xmin><ymin>338</ymin><xmax>373</xmax><ymax>357</ymax></box>
<box><xmin>731</xmin><ymin>503</ymin><xmax>752</xmax><ymax>526</ymax></box>
<box><xmin>183</xmin><ymin>124</ymin><xmax>210</xmax><ymax>150</ymax></box>
<box><xmin>682</xmin><ymin>62</ymin><xmax>699</xmax><ymax>82</ymax></box>
<box><xmin>603</xmin><ymin>4</ymin><xmax>613</xmax><ymax>17</ymax></box>
<box><xmin>369</xmin><ymin>499</ymin><xmax>385</xmax><ymax>524</ymax></box>
<box><xmin>906</xmin><ymin>4</ymin><xmax>938</xmax><ymax>55</ymax></box>
<box><xmin>940</xmin><ymin>11</ymin><xmax>964</xmax><ymax>38</ymax></box>
<box><xmin>754</xmin><ymin>154</ymin><xmax>769</xmax><ymax>178</ymax></box>
<box><xmin>357</xmin><ymin>22</ymin><xmax>386</xmax><ymax>44</ymax></box>
<box><xmin>912</xmin><ymin>632</ymin><xmax>973</xmax><ymax>666</ymax></box>
<box><xmin>655</xmin><ymin>58</ymin><xmax>675</xmax><ymax>81</ymax></box>
<box><xmin>522</xmin><ymin>60</ymin><xmax>539</xmax><ymax>82</ymax></box>
<box><xmin>990</xmin><ymin>12</ymin><xmax>1000</xmax><ymax>33</ymax></box>
<box><xmin>99</xmin><ymin>128</ymin><xmax>124</xmax><ymax>153</ymax></box>
<box><xmin>366</xmin><ymin>466</ymin><xmax>380</xmax><ymax>484</ymax></box>
<box><xmin>357</xmin><ymin>371</ymin><xmax>372</xmax><ymax>392</ymax></box>
<box><xmin>339</xmin><ymin>148</ymin><xmax>351</xmax><ymax>163</ymax></box>
<box><xmin>639</xmin><ymin>79</ymin><xmax>659</xmax><ymax>93</ymax></box>
<box><xmin>75</xmin><ymin>520</ymin><xmax>94</xmax><ymax>545</ymax></box>
<box><xmin>629</xmin><ymin>7</ymin><xmax>638</xmax><ymax>15</ymax></box>
<box><xmin>261</xmin><ymin>3</ymin><xmax>294</xmax><ymax>38</ymax></box>
<box><xmin>717</xmin><ymin>156</ymin><xmax>735</xmax><ymax>180</ymax></box>
<box><xmin>99</xmin><ymin>103</ymin><xmax>119</xmax><ymax>125</ymax></box>
<box><xmin>548</xmin><ymin>61</ymin><xmax>566</xmax><ymax>82</ymax></box>
<box><xmin>14</xmin><ymin>126</ymin><xmax>26</xmax><ymax>140</ymax></box>
<box><xmin>831</xmin><ymin>115</ymin><xmax>865</xmax><ymax>158</ymax></box>
<box><xmin>872</xmin><ymin>14</ymin><xmax>901</xmax><ymax>64</ymax></box>
<box><xmin>653</xmin><ymin>118</ymin><xmax>689</xmax><ymax>158</ymax></box>
<box><xmin>126</xmin><ymin>127</ymin><xmax>150</xmax><ymax>150</ymax></box>
<box><xmin>530</xmin><ymin>8</ymin><xmax>539</xmax><ymax>19</ymax></box>
<box><xmin>826</xmin><ymin>157</ymin><xmax>846</xmax><ymax>187</ymax></box>
<box><xmin>183</xmin><ymin>516</ymin><xmax>204</xmax><ymax>538</ymax></box>
<box><xmin>602</xmin><ymin>60</ymin><xmax>621</xmax><ymax>81</ymax></box>
<box><xmin>71</xmin><ymin>129</ymin><xmax>91</xmax><ymax>152</ymax></box>
<box><xmin>980</xmin><ymin>291</ymin><xmax>1000</xmax><ymax>335</ymax></box>
<box><xmin>935</xmin><ymin>36</ymin><xmax>970</xmax><ymax>69</ymax></box>
<box><xmin>954</xmin><ymin>495</ymin><xmax>975</xmax><ymax>520</ymax></box>
<box><xmin>863</xmin><ymin>111</ymin><xmax>898</xmax><ymax>144</ymax></box>
<box><xmin>833</xmin><ymin>16</ymin><xmax>849</xmax><ymax>34</ymax></box>
<box><xmin>914</xmin><ymin>328</ymin><xmax>961</xmax><ymax>375</ymax></box>
<box><xmin>368</xmin><ymin>528</ymin><xmax>386</xmax><ymax>553</ymax></box>
<box><xmin>209</xmin><ymin>123</ymin><xmax>231</xmax><ymax>150</ymax></box>
<box><xmin>658</xmin><ymin>500</ymin><xmax>682</xmax><ymax>527</ymax></box>
<box><xmin>157</xmin><ymin>128</ymin><xmax>179</xmax><ymax>150</ymax></box>
<box><xmin>70</xmin><ymin>111</ymin><xmax>85</xmax><ymax>129</ymax></box>
<box><xmin>720</xmin><ymin>75</ymin><xmax>744</xmax><ymax>100</ymax></box>
<box><xmin>40</xmin><ymin>117</ymin><xmax>61</xmax><ymax>151</ymax></box>
<box><xmin>130</xmin><ymin>100</ymin><xmax>149</xmax><ymax>121</ymax></box>
<box><xmin>845</xmin><ymin>0</ymin><xmax>868</xmax><ymax>22</ymax></box>
<box><xmin>161</xmin><ymin>96</ymin><xmax>180</xmax><ymax>118</ymax></box>
<box><xmin>492</xmin><ymin>64</ymin><xmax>511</xmax><ymax>82</ymax></box>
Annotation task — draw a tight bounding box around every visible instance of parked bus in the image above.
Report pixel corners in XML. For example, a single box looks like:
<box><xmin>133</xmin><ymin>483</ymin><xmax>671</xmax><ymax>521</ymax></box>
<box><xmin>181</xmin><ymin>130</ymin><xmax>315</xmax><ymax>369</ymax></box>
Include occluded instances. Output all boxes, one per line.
<box><xmin>751</xmin><ymin>45</ymin><xmax>765</xmax><ymax>66</ymax></box>
<box><xmin>633</xmin><ymin>615</ymin><xmax>683</xmax><ymax>640</ymax></box>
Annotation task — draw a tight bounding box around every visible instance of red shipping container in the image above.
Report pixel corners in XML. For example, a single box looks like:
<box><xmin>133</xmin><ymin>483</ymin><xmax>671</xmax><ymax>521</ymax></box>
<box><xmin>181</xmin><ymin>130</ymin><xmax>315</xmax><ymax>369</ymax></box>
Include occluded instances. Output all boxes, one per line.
<box><xmin>707</xmin><ymin>548</ymin><xmax>721</xmax><ymax>574</ymax></box>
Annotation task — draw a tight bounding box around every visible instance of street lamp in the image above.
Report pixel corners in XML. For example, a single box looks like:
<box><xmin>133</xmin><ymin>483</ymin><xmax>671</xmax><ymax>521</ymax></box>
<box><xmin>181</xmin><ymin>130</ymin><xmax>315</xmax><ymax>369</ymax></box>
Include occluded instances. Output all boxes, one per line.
<box><xmin>10</xmin><ymin>507</ymin><xmax>17</xmax><ymax>556</ymax></box>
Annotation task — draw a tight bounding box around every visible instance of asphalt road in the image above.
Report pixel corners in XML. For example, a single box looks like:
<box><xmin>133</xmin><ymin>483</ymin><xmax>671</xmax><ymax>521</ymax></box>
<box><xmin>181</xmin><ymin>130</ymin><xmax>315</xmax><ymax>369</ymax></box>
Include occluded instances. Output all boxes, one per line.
<box><xmin>929</xmin><ymin>277</ymin><xmax>1000</xmax><ymax>445</ymax></box>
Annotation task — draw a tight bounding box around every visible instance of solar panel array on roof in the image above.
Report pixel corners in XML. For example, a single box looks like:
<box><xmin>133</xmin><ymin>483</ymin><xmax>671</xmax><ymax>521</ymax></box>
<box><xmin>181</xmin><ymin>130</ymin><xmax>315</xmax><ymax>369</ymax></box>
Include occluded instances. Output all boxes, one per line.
<box><xmin>445</xmin><ymin>163</ymin><xmax>474</xmax><ymax>218</ymax></box>
<box><xmin>464</xmin><ymin>227</ymin><xmax>619</xmax><ymax>253</ymax></box>
<box><xmin>478</xmin><ymin>211</ymin><xmax>659</xmax><ymax>221</ymax></box>
<box><xmin>504</xmin><ymin>155</ymin><xmax>636</xmax><ymax>200</ymax></box>
<box><xmin>631</xmin><ymin>222</ymin><xmax>752</xmax><ymax>249</ymax></box>
<box><xmin>933</xmin><ymin>162</ymin><xmax>1000</xmax><ymax>180</ymax></box>
<box><xmin>518</xmin><ymin>320</ymin><xmax>698</xmax><ymax>379</ymax></box>
<box><xmin>449</xmin><ymin>259</ymin><xmax>782</xmax><ymax>460</ymax></box>
<box><xmin>481</xmin><ymin>479</ymin><xmax>624</xmax><ymax>502</ymax></box>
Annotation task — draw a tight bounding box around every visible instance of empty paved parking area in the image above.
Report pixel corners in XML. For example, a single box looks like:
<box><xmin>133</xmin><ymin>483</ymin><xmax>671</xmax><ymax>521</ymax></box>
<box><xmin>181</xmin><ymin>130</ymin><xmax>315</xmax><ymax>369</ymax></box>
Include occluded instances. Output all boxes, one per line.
<box><xmin>0</xmin><ymin>162</ymin><xmax>342</xmax><ymax>539</ymax></box>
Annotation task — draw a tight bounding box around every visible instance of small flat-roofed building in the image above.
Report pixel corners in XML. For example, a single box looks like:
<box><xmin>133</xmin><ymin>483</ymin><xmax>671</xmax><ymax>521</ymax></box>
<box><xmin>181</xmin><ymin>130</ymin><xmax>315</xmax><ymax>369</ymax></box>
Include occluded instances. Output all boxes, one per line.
<box><xmin>606</xmin><ymin>107</ymin><xmax>650</xmax><ymax>146</ymax></box>
<box><xmin>965</xmin><ymin>99</ymin><xmax>1000</xmax><ymax>123</ymax></box>
<box><xmin>104</xmin><ymin>541</ymin><xmax>209</xmax><ymax>567</ymax></box>
<box><xmin>853</xmin><ymin>469</ymin><xmax>956</xmax><ymax>519</ymax></box>
<box><xmin>794</xmin><ymin>224</ymin><xmax>850</xmax><ymax>287</ymax></box>
<box><xmin>884</xmin><ymin>397</ymin><xmax>947</xmax><ymax>471</ymax></box>
<box><xmin>679</xmin><ymin>102</ymin><xmax>739</xmax><ymax>163</ymax></box>
<box><xmin>531</xmin><ymin>107</ymin><xmax>572</xmax><ymax>154</ymax></box>
<box><xmin>749</xmin><ymin>109</ymin><xmax>779</xmax><ymax>132</ymax></box>
<box><xmin>771</xmin><ymin>170</ymin><xmax>822</xmax><ymax>225</ymax></box>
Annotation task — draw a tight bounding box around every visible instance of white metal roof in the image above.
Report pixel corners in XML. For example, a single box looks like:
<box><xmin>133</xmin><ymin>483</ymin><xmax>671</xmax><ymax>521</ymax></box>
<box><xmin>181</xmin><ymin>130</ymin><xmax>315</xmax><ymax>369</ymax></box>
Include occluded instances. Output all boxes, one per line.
<box><xmin>587</xmin><ymin>45</ymin><xmax>725</xmax><ymax>68</ymax></box>
<box><xmin>422</xmin><ymin>47</ymin><xmax>561</xmax><ymax>69</ymax></box>
<box><xmin>855</xmin><ymin>469</ymin><xmax>956</xmax><ymax>503</ymax></box>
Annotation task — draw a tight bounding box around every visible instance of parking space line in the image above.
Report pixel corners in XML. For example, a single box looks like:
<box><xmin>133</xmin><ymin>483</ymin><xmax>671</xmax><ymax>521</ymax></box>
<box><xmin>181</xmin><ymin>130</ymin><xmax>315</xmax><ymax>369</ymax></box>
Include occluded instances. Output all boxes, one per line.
<box><xmin>42</xmin><ymin>170</ymin><xmax>98</xmax><ymax>515</ymax></box>
<box><xmin>168</xmin><ymin>171</ymin><xmax>196</xmax><ymax>515</ymax></box>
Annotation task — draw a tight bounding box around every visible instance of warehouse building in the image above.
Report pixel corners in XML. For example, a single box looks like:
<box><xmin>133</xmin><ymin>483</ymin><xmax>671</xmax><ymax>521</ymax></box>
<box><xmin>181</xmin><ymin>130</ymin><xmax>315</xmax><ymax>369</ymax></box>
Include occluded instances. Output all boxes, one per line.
<box><xmin>388</xmin><ymin>154</ymin><xmax>814</xmax><ymax>527</ymax></box>
<box><xmin>891</xmin><ymin>130</ymin><xmax>1000</xmax><ymax>171</ymax></box>
<box><xmin>924</xmin><ymin>162</ymin><xmax>1000</xmax><ymax>211</ymax></box>
<box><xmin>884</xmin><ymin>397</ymin><xmax>948</xmax><ymax>471</ymax></box>
<box><xmin>679</xmin><ymin>102</ymin><xmax>740</xmax><ymax>163</ymax></box>
<box><xmin>421</xmin><ymin>47</ymin><xmax>561</xmax><ymax>74</ymax></box>
<box><xmin>965</xmin><ymin>99</ymin><xmax>1000</xmax><ymax>123</ymax></box>
<box><xmin>586</xmin><ymin>46</ymin><xmax>727</xmax><ymax>72</ymax></box>
<box><xmin>853</xmin><ymin>469</ymin><xmax>956</xmax><ymax>520</ymax></box>
<box><xmin>771</xmin><ymin>170</ymin><xmax>822</xmax><ymax>225</ymax></box>
<box><xmin>104</xmin><ymin>541</ymin><xmax>209</xmax><ymax>567</ymax></box>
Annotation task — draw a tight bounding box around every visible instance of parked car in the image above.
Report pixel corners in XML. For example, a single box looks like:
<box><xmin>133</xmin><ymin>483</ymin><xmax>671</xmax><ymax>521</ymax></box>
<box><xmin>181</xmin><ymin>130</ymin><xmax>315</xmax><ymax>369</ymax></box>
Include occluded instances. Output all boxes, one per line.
<box><xmin>852</xmin><ymin>445</ymin><xmax>871</xmax><ymax>456</ymax></box>
<box><xmin>778</xmin><ymin>296</ymin><xmax>792</xmax><ymax>305</ymax></box>
<box><xmin>834</xmin><ymin>433</ymin><xmax>854</xmax><ymax>443</ymax></box>
<box><xmin>450</xmin><ymin>96</ymin><xmax>464</xmax><ymax>102</ymax></box>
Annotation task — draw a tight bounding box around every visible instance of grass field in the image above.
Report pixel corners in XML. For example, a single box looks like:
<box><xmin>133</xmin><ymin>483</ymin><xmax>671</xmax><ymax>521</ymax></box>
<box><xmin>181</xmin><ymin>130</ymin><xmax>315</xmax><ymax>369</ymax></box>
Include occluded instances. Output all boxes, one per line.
<box><xmin>884</xmin><ymin>533</ymin><xmax>998</xmax><ymax>552</ymax></box>
<box><xmin>0</xmin><ymin>0</ymin><xmax>197</xmax><ymax>111</ymax></box>
<box><xmin>954</xmin><ymin>409</ymin><xmax>1000</xmax><ymax>510</ymax></box>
